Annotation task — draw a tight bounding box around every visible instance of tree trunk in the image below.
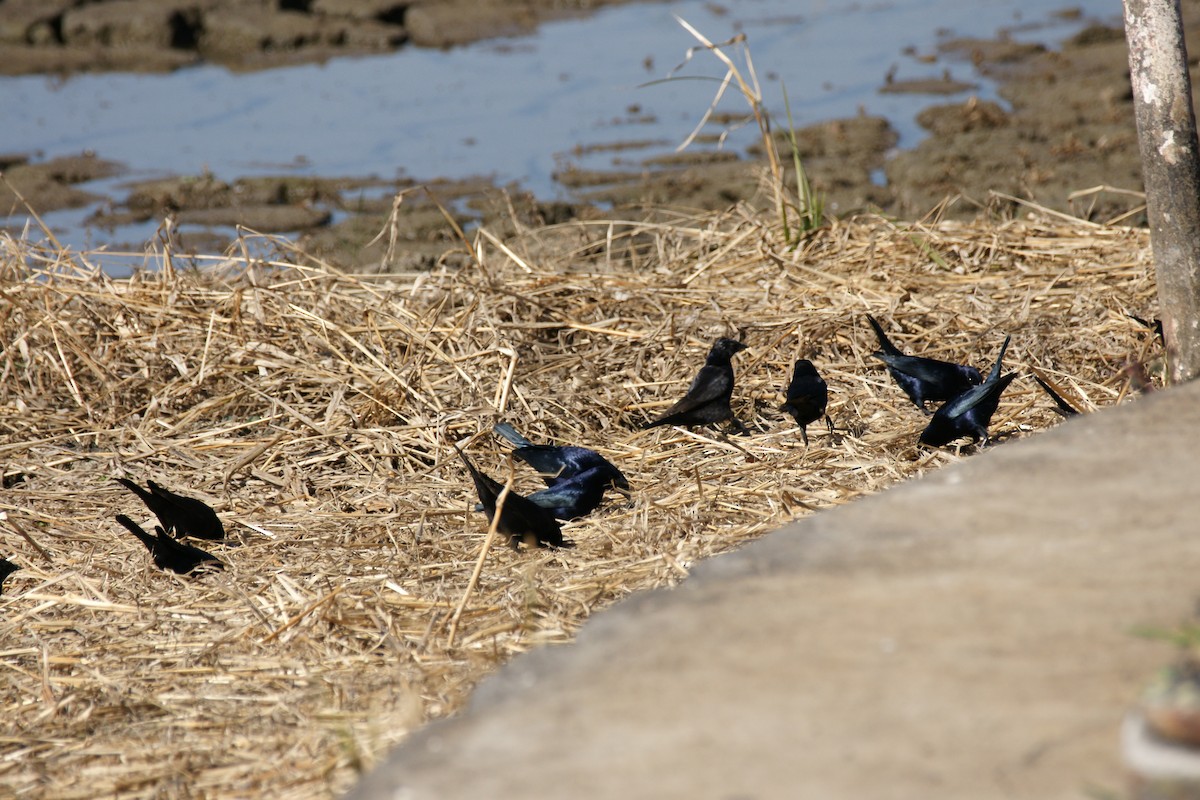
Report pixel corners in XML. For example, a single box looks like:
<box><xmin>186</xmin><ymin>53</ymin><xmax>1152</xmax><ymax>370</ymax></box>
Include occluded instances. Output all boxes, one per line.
<box><xmin>1123</xmin><ymin>0</ymin><xmax>1200</xmax><ymax>383</ymax></box>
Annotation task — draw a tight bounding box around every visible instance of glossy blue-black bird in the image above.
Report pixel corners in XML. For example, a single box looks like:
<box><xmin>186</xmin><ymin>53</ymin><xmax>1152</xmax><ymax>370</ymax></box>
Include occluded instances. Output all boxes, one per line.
<box><xmin>642</xmin><ymin>337</ymin><xmax>748</xmax><ymax>430</ymax></box>
<box><xmin>519</xmin><ymin>465</ymin><xmax>627</xmax><ymax>521</ymax></box>
<box><xmin>115</xmin><ymin>514</ymin><xmax>224</xmax><ymax>575</ymax></box>
<box><xmin>116</xmin><ymin>477</ymin><xmax>226</xmax><ymax>540</ymax></box>
<box><xmin>492</xmin><ymin>422</ymin><xmax>629</xmax><ymax>519</ymax></box>
<box><xmin>919</xmin><ymin>335</ymin><xmax>1016</xmax><ymax>447</ymax></box>
<box><xmin>780</xmin><ymin>359</ymin><xmax>831</xmax><ymax>445</ymax></box>
<box><xmin>454</xmin><ymin>445</ymin><xmax>573</xmax><ymax>550</ymax></box>
<box><xmin>1033</xmin><ymin>374</ymin><xmax>1081</xmax><ymax>417</ymax></box>
<box><xmin>0</xmin><ymin>557</ymin><xmax>19</xmax><ymax>595</ymax></box>
<box><xmin>867</xmin><ymin>315</ymin><xmax>982</xmax><ymax>413</ymax></box>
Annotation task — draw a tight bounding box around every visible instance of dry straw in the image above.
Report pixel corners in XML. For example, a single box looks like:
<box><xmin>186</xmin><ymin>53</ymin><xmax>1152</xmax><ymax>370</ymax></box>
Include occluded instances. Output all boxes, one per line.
<box><xmin>0</xmin><ymin>203</ymin><xmax>1158</xmax><ymax>797</ymax></box>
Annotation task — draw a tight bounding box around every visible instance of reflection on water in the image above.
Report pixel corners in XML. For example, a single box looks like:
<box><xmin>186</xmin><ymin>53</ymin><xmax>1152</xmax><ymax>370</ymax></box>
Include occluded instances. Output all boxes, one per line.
<box><xmin>0</xmin><ymin>0</ymin><xmax>1120</xmax><ymax>251</ymax></box>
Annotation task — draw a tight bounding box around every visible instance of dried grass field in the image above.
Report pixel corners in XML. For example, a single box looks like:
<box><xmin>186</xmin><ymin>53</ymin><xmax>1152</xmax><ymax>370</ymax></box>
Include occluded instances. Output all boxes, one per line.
<box><xmin>0</xmin><ymin>205</ymin><xmax>1159</xmax><ymax>798</ymax></box>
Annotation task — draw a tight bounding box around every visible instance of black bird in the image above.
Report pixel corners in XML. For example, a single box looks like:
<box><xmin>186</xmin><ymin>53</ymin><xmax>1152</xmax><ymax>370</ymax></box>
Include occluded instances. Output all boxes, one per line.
<box><xmin>493</xmin><ymin>422</ymin><xmax>629</xmax><ymax>516</ymax></box>
<box><xmin>523</xmin><ymin>465</ymin><xmax>628</xmax><ymax>521</ymax></box>
<box><xmin>1128</xmin><ymin>313</ymin><xmax>1164</xmax><ymax>343</ymax></box>
<box><xmin>920</xmin><ymin>335</ymin><xmax>1016</xmax><ymax>447</ymax></box>
<box><xmin>642</xmin><ymin>337</ymin><xmax>748</xmax><ymax>430</ymax></box>
<box><xmin>472</xmin><ymin>464</ymin><xmax>624</xmax><ymax>521</ymax></box>
<box><xmin>1033</xmin><ymin>374</ymin><xmax>1081</xmax><ymax>417</ymax></box>
<box><xmin>454</xmin><ymin>446</ymin><xmax>573</xmax><ymax>550</ymax></box>
<box><xmin>115</xmin><ymin>514</ymin><xmax>224</xmax><ymax>575</ymax></box>
<box><xmin>780</xmin><ymin>359</ymin><xmax>831</xmax><ymax>445</ymax></box>
<box><xmin>116</xmin><ymin>477</ymin><xmax>226</xmax><ymax>540</ymax></box>
<box><xmin>0</xmin><ymin>558</ymin><xmax>19</xmax><ymax>595</ymax></box>
<box><xmin>867</xmin><ymin>315</ymin><xmax>982</xmax><ymax>412</ymax></box>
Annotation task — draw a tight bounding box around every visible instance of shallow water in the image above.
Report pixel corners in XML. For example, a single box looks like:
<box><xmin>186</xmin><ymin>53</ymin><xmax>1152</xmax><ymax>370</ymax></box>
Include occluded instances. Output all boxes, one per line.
<box><xmin>2</xmin><ymin>0</ymin><xmax>1121</xmax><ymax>251</ymax></box>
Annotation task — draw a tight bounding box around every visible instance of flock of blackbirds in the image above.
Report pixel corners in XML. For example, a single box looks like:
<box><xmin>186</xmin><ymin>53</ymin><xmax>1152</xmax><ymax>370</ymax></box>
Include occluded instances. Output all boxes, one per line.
<box><xmin>0</xmin><ymin>314</ymin><xmax>1089</xmax><ymax>585</ymax></box>
<box><xmin>634</xmin><ymin>315</ymin><xmax>1053</xmax><ymax>447</ymax></box>
<box><xmin>417</xmin><ymin>315</ymin><xmax>1078</xmax><ymax>556</ymax></box>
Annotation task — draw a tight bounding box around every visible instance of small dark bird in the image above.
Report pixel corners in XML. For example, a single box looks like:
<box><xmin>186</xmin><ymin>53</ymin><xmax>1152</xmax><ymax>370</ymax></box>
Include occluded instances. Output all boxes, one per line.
<box><xmin>780</xmin><ymin>359</ymin><xmax>831</xmax><ymax>445</ymax></box>
<box><xmin>1128</xmin><ymin>313</ymin><xmax>1164</xmax><ymax>343</ymax></box>
<box><xmin>642</xmin><ymin>337</ymin><xmax>748</xmax><ymax>430</ymax></box>
<box><xmin>473</xmin><ymin>465</ymin><xmax>624</xmax><ymax>521</ymax></box>
<box><xmin>493</xmin><ymin>422</ymin><xmax>628</xmax><ymax>490</ymax></box>
<box><xmin>920</xmin><ymin>335</ymin><xmax>1016</xmax><ymax>447</ymax></box>
<box><xmin>1033</xmin><ymin>374</ymin><xmax>1081</xmax><ymax>417</ymax></box>
<box><xmin>493</xmin><ymin>422</ymin><xmax>629</xmax><ymax>518</ymax></box>
<box><xmin>454</xmin><ymin>446</ymin><xmax>573</xmax><ymax>550</ymax></box>
<box><xmin>523</xmin><ymin>465</ymin><xmax>628</xmax><ymax>521</ymax></box>
<box><xmin>115</xmin><ymin>514</ymin><xmax>224</xmax><ymax>575</ymax></box>
<box><xmin>867</xmin><ymin>315</ymin><xmax>982</xmax><ymax>412</ymax></box>
<box><xmin>0</xmin><ymin>558</ymin><xmax>19</xmax><ymax>595</ymax></box>
<box><xmin>116</xmin><ymin>478</ymin><xmax>226</xmax><ymax>540</ymax></box>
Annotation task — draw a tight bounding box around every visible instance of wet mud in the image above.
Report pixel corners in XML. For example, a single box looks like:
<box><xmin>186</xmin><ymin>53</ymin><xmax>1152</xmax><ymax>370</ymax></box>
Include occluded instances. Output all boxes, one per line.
<box><xmin>0</xmin><ymin>0</ymin><xmax>645</xmax><ymax>75</ymax></box>
<box><xmin>0</xmin><ymin>0</ymin><xmax>1177</xmax><ymax>270</ymax></box>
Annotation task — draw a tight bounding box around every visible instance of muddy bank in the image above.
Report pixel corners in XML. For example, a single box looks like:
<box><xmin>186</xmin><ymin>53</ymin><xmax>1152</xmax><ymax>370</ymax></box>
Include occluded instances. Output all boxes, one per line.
<box><xmin>0</xmin><ymin>153</ymin><xmax>123</xmax><ymax>218</ymax></box>
<box><xmin>885</xmin><ymin>22</ymin><xmax>1142</xmax><ymax>221</ymax></box>
<box><xmin>312</xmin><ymin>13</ymin><xmax>1151</xmax><ymax>269</ymax></box>
<box><xmin>0</xmin><ymin>0</ymin><xmax>645</xmax><ymax>75</ymax></box>
<box><xmin>0</xmin><ymin>2</ymin><xmax>1172</xmax><ymax>270</ymax></box>
<box><xmin>558</xmin><ymin>13</ymin><xmax>1152</xmax><ymax>226</ymax></box>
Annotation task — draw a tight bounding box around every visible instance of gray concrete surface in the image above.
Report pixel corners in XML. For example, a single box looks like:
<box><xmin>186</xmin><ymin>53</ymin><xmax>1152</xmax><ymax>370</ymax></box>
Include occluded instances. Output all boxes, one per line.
<box><xmin>348</xmin><ymin>381</ymin><xmax>1200</xmax><ymax>800</ymax></box>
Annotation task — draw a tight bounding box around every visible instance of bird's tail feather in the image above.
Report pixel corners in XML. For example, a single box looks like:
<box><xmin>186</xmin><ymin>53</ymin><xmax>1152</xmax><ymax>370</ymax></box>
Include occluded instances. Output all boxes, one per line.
<box><xmin>115</xmin><ymin>477</ymin><xmax>152</xmax><ymax>502</ymax></box>
<box><xmin>987</xmin><ymin>335</ymin><xmax>1012</xmax><ymax>383</ymax></box>
<box><xmin>115</xmin><ymin>514</ymin><xmax>156</xmax><ymax>552</ymax></box>
<box><xmin>1033</xmin><ymin>374</ymin><xmax>1080</xmax><ymax>416</ymax></box>
<box><xmin>493</xmin><ymin>422</ymin><xmax>534</xmax><ymax>448</ymax></box>
<box><xmin>866</xmin><ymin>315</ymin><xmax>901</xmax><ymax>356</ymax></box>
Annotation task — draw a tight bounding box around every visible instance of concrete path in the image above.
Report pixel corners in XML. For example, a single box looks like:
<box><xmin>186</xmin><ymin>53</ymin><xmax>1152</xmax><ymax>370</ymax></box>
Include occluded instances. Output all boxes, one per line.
<box><xmin>348</xmin><ymin>382</ymin><xmax>1200</xmax><ymax>800</ymax></box>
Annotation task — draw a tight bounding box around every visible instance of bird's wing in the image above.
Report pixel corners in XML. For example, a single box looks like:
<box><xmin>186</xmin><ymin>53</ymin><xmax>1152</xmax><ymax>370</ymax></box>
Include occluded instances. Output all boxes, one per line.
<box><xmin>526</xmin><ymin>483</ymin><xmax>583</xmax><ymax>516</ymax></box>
<box><xmin>173</xmin><ymin>539</ymin><xmax>224</xmax><ymax>570</ymax></box>
<box><xmin>537</xmin><ymin>447</ymin><xmax>616</xmax><ymax>485</ymax></box>
<box><xmin>942</xmin><ymin>373</ymin><xmax>1017</xmax><ymax>418</ymax></box>
<box><xmin>145</xmin><ymin>480</ymin><xmax>225</xmax><ymax>538</ymax></box>
<box><xmin>155</xmin><ymin>527</ymin><xmax>223</xmax><ymax>573</ymax></box>
<box><xmin>148</xmin><ymin>480</ymin><xmax>201</xmax><ymax>514</ymax></box>
<box><xmin>529</xmin><ymin>464</ymin><xmax>618</xmax><ymax>516</ymax></box>
<box><xmin>882</xmin><ymin>354</ymin><xmax>967</xmax><ymax>386</ymax></box>
<box><xmin>512</xmin><ymin>447</ymin><xmax>570</xmax><ymax>482</ymax></box>
<box><xmin>665</xmin><ymin>364</ymin><xmax>731</xmax><ymax>412</ymax></box>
